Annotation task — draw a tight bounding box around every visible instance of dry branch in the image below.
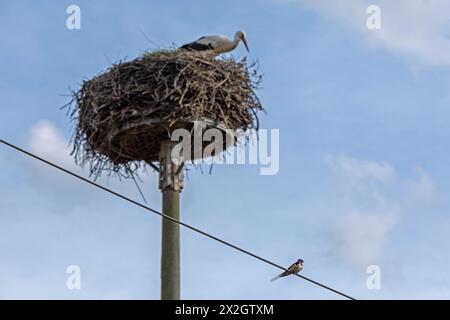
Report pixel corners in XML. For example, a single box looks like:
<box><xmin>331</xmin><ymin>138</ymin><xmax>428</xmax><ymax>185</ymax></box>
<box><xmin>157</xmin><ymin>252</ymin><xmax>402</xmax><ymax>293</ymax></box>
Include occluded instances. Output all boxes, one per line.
<box><xmin>66</xmin><ymin>50</ymin><xmax>263</xmax><ymax>179</ymax></box>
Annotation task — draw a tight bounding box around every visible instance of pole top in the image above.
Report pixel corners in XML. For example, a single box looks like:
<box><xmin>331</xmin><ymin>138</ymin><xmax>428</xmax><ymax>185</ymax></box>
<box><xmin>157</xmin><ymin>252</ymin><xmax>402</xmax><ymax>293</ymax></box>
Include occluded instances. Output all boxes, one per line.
<box><xmin>159</xmin><ymin>141</ymin><xmax>184</xmax><ymax>192</ymax></box>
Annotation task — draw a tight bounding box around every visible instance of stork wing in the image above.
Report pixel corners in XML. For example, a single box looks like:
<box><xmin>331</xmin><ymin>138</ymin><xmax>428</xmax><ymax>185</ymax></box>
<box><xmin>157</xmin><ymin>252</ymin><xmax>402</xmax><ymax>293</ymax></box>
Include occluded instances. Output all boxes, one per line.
<box><xmin>181</xmin><ymin>35</ymin><xmax>230</xmax><ymax>52</ymax></box>
<box><xmin>195</xmin><ymin>35</ymin><xmax>228</xmax><ymax>49</ymax></box>
<box><xmin>180</xmin><ymin>41</ymin><xmax>212</xmax><ymax>51</ymax></box>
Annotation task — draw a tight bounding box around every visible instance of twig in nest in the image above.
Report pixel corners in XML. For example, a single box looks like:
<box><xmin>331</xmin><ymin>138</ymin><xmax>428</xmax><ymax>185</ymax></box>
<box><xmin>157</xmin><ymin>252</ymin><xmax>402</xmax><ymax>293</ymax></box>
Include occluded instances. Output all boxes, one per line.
<box><xmin>65</xmin><ymin>49</ymin><xmax>263</xmax><ymax>180</ymax></box>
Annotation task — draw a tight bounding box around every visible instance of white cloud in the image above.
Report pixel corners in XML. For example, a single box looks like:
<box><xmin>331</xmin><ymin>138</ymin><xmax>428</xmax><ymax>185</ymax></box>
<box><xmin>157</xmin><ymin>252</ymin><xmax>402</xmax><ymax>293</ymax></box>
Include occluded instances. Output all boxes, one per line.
<box><xmin>325</xmin><ymin>154</ymin><xmax>435</xmax><ymax>268</ymax></box>
<box><xmin>407</xmin><ymin>166</ymin><xmax>436</xmax><ymax>201</ymax></box>
<box><xmin>23</xmin><ymin>119</ymin><xmax>159</xmax><ymax>207</ymax></box>
<box><xmin>334</xmin><ymin>210</ymin><xmax>396</xmax><ymax>266</ymax></box>
<box><xmin>325</xmin><ymin>154</ymin><xmax>395</xmax><ymax>193</ymax></box>
<box><xmin>27</xmin><ymin>119</ymin><xmax>75</xmax><ymax>169</ymax></box>
<box><xmin>280</xmin><ymin>0</ymin><xmax>450</xmax><ymax>66</ymax></box>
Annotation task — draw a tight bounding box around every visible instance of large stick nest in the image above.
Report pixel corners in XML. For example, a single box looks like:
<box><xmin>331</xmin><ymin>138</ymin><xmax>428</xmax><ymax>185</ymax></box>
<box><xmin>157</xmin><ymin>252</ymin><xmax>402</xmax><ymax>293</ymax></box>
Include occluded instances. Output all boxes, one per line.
<box><xmin>66</xmin><ymin>50</ymin><xmax>263</xmax><ymax>178</ymax></box>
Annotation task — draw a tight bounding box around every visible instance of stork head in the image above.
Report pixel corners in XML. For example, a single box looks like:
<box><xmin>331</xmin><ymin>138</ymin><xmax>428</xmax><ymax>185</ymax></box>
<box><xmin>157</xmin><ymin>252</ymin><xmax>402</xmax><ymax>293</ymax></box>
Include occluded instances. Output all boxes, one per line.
<box><xmin>235</xmin><ymin>30</ymin><xmax>249</xmax><ymax>52</ymax></box>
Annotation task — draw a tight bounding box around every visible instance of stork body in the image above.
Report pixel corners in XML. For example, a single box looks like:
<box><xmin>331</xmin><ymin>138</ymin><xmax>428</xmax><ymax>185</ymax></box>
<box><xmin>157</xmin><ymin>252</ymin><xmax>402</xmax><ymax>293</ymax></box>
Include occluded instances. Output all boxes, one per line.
<box><xmin>180</xmin><ymin>31</ymin><xmax>249</xmax><ymax>56</ymax></box>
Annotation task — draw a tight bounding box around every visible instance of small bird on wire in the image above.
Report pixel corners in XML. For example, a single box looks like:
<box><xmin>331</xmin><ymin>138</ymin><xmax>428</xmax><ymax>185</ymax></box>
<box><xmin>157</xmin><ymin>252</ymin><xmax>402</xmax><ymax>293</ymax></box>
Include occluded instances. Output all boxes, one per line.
<box><xmin>271</xmin><ymin>259</ymin><xmax>304</xmax><ymax>282</ymax></box>
<box><xmin>180</xmin><ymin>30</ymin><xmax>249</xmax><ymax>57</ymax></box>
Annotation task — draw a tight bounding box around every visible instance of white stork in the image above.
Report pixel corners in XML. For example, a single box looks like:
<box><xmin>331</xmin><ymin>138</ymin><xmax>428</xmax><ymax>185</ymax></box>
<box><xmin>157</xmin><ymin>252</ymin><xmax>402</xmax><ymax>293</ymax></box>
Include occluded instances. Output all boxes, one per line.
<box><xmin>180</xmin><ymin>30</ymin><xmax>249</xmax><ymax>56</ymax></box>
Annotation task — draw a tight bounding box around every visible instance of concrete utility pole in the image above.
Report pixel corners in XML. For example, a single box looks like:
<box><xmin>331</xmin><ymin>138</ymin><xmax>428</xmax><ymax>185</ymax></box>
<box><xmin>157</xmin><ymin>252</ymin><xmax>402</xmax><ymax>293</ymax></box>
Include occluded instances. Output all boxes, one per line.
<box><xmin>159</xmin><ymin>141</ymin><xmax>184</xmax><ymax>300</ymax></box>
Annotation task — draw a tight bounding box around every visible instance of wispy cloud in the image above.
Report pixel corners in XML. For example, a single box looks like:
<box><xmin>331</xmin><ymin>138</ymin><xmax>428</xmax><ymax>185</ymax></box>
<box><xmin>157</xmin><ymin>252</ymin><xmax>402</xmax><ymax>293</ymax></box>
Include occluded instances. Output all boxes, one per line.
<box><xmin>27</xmin><ymin>119</ymin><xmax>75</xmax><ymax>169</ymax></box>
<box><xmin>333</xmin><ymin>210</ymin><xmax>396</xmax><ymax>267</ymax></box>
<box><xmin>324</xmin><ymin>154</ymin><xmax>435</xmax><ymax>267</ymax></box>
<box><xmin>325</xmin><ymin>154</ymin><xmax>395</xmax><ymax>193</ymax></box>
<box><xmin>407</xmin><ymin>166</ymin><xmax>436</xmax><ymax>202</ymax></box>
<box><xmin>275</xmin><ymin>0</ymin><xmax>450</xmax><ymax>67</ymax></box>
<box><xmin>23</xmin><ymin>119</ymin><xmax>159</xmax><ymax>209</ymax></box>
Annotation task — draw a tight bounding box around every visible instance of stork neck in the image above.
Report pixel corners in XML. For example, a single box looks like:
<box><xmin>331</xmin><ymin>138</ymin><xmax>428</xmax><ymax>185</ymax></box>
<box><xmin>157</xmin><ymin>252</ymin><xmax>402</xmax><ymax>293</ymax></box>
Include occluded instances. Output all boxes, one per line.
<box><xmin>232</xmin><ymin>36</ymin><xmax>240</xmax><ymax>49</ymax></box>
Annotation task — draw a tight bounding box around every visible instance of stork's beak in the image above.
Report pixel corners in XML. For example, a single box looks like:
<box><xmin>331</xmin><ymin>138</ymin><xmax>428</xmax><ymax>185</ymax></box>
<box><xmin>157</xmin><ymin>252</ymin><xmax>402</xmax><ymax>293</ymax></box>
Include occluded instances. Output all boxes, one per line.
<box><xmin>242</xmin><ymin>37</ymin><xmax>250</xmax><ymax>53</ymax></box>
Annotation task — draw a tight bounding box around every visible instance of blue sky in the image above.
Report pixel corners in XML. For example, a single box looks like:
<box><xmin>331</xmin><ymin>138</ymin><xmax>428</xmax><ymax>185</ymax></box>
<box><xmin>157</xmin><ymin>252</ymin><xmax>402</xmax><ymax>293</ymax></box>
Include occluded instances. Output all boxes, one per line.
<box><xmin>1</xmin><ymin>0</ymin><xmax>450</xmax><ymax>299</ymax></box>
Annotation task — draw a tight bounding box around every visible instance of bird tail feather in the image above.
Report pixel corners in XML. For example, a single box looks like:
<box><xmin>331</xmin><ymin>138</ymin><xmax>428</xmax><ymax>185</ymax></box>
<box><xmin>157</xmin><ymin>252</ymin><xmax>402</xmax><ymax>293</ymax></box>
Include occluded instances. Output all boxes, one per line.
<box><xmin>271</xmin><ymin>270</ymin><xmax>291</xmax><ymax>282</ymax></box>
<box><xmin>270</xmin><ymin>274</ymin><xmax>282</xmax><ymax>282</ymax></box>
